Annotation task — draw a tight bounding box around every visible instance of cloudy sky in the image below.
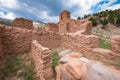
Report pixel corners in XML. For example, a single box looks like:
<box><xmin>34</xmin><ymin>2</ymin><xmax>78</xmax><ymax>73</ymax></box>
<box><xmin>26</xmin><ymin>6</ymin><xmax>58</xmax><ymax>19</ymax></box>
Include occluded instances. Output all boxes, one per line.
<box><xmin>0</xmin><ymin>0</ymin><xmax>120</xmax><ymax>23</ymax></box>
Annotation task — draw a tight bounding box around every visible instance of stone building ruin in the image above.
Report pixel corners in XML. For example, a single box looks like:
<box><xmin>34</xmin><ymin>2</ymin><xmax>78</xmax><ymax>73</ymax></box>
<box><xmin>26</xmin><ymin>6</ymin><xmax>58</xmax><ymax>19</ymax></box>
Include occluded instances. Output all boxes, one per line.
<box><xmin>0</xmin><ymin>10</ymin><xmax>120</xmax><ymax>80</ymax></box>
<box><xmin>45</xmin><ymin>10</ymin><xmax>92</xmax><ymax>34</ymax></box>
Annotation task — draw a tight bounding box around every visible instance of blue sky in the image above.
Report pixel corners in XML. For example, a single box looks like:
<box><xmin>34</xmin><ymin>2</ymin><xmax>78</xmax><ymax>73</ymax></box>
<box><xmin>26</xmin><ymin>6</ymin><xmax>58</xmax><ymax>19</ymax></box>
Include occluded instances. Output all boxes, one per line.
<box><xmin>0</xmin><ymin>0</ymin><xmax>120</xmax><ymax>23</ymax></box>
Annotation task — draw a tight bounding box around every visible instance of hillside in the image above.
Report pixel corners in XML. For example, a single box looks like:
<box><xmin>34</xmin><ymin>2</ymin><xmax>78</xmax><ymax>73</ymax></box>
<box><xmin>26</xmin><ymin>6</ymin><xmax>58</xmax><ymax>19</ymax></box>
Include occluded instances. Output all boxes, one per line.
<box><xmin>0</xmin><ymin>18</ymin><xmax>13</xmax><ymax>26</ymax></box>
<box><xmin>0</xmin><ymin>17</ymin><xmax>45</xmax><ymax>27</ymax></box>
<box><xmin>83</xmin><ymin>9</ymin><xmax>120</xmax><ymax>27</ymax></box>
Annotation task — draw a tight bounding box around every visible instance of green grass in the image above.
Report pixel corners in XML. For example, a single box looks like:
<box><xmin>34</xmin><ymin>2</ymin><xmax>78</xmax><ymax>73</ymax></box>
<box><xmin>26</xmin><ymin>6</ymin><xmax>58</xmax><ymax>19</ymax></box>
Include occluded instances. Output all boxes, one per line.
<box><xmin>99</xmin><ymin>39</ymin><xmax>111</xmax><ymax>49</ymax></box>
<box><xmin>0</xmin><ymin>53</ymin><xmax>38</xmax><ymax>80</ymax></box>
<box><xmin>52</xmin><ymin>50</ymin><xmax>59</xmax><ymax>80</ymax></box>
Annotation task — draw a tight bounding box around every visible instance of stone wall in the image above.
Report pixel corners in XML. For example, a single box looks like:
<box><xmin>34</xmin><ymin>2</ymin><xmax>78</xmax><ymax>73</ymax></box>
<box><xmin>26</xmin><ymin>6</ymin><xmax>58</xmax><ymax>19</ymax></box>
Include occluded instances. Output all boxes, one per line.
<box><xmin>0</xmin><ymin>25</ymin><xmax>3</xmax><ymax>55</ymax></box>
<box><xmin>58</xmin><ymin>19</ymin><xmax>92</xmax><ymax>34</ymax></box>
<box><xmin>13</xmin><ymin>18</ymin><xmax>33</xmax><ymax>30</ymax></box>
<box><xmin>31</xmin><ymin>40</ymin><xmax>53</xmax><ymax>80</ymax></box>
<box><xmin>33</xmin><ymin>31</ymin><xmax>61</xmax><ymax>49</ymax></box>
<box><xmin>1</xmin><ymin>25</ymin><xmax>33</xmax><ymax>54</ymax></box>
<box><xmin>45</xmin><ymin>23</ymin><xmax>59</xmax><ymax>32</ymax></box>
<box><xmin>59</xmin><ymin>10</ymin><xmax>70</xmax><ymax>21</ymax></box>
<box><xmin>46</xmin><ymin>10</ymin><xmax>92</xmax><ymax>34</ymax></box>
<box><xmin>111</xmin><ymin>35</ymin><xmax>120</xmax><ymax>54</ymax></box>
<box><xmin>61</xmin><ymin>32</ymin><xmax>99</xmax><ymax>54</ymax></box>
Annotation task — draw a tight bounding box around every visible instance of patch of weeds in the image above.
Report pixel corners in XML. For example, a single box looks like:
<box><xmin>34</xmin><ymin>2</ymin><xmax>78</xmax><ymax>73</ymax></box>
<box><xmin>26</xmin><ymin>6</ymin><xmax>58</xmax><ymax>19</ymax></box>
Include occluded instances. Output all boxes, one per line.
<box><xmin>0</xmin><ymin>53</ymin><xmax>38</xmax><ymax>80</ymax></box>
<box><xmin>18</xmin><ymin>59</ymin><xmax>38</xmax><ymax>80</ymax></box>
<box><xmin>0</xmin><ymin>55</ymin><xmax>24</xmax><ymax>80</ymax></box>
<box><xmin>99</xmin><ymin>39</ymin><xmax>111</xmax><ymax>49</ymax></box>
<box><xmin>52</xmin><ymin>50</ymin><xmax>59</xmax><ymax>80</ymax></box>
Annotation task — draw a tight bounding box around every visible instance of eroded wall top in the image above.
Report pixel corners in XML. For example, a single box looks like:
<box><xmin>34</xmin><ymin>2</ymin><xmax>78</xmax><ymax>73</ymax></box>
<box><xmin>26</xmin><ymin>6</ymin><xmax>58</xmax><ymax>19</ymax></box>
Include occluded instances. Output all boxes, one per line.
<box><xmin>13</xmin><ymin>18</ymin><xmax>33</xmax><ymax>30</ymax></box>
<box><xmin>59</xmin><ymin>10</ymin><xmax>71</xmax><ymax>21</ymax></box>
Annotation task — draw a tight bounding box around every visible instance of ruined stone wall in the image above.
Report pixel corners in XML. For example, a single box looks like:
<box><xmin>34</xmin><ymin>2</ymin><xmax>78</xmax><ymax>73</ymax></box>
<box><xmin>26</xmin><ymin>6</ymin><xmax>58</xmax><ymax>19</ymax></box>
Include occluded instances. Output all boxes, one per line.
<box><xmin>61</xmin><ymin>32</ymin><xmax>99</xmax><ymax>54</ymax></box>
<box><xmin>0</xmin><ymin>26</ymin><xmax>3</xmax><ymax>55</ymax></box>
<box><xmin>45</xmin><ymin>23</ymin><xmax>59</xmax><ymax>32</ymax></box>
<box><xmin>31</xmin><ymin>40</ymin><xmax>53</xmax><ymax>80</ymax></box>
<box><xmin>33</xmin><ymin>31</ymin><xmax>61</xmax><ymax>49</ymax></box>
<box><xmin>111</xmin><ymin>35</ymin><xmax>120</xmax><ymax>54</ymax></box>
<box><xmin>58</xmin><ymin>19</ymin><xmax>92</xmax><ymax>34</ymax></box>
<box><xmin>0</xmin><ymin>25</ymin><xmax>33</xmax><ymax>54</ymax></box>
<box><xmin>60</xmin><ymin>10</ymin><xmax>70</xmax><ymax>21</ymax></box>
<box><xmin>13</xmin><ymin>18</ymin><xmax>33</xmax><ymax>30</ymax></box>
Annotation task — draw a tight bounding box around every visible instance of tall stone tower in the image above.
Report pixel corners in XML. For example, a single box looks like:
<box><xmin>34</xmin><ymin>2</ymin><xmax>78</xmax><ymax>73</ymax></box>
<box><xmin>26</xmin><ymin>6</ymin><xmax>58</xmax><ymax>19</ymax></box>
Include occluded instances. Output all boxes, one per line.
<box><xmin>59</xmin><ymin>10</ymin><xmax>71</xmax><ymax>21</ymax></box>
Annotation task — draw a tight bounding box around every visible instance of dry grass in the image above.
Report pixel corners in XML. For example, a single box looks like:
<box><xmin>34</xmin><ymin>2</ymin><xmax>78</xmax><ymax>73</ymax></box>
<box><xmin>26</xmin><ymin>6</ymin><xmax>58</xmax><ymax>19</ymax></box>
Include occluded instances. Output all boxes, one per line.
<box><xmin>0</xmin><ymin>53</ymin><xmax>39</xmax><ymax>80</ymax></box>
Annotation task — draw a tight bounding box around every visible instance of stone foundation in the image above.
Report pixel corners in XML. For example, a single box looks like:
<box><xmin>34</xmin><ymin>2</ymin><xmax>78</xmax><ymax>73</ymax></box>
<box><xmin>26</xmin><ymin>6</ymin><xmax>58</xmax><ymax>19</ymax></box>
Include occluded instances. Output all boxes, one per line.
<box><xmin>111</xmin><ymin>35</ymin><xmax>120</xmax><ymax>54</ymax></box>
<box><xmin>31</xmin><ymin>40</ymin><xmax>53</xmax><ymax>80</ymax></box>
<box><xmin>61</xmin><ymin>32</ymin><xmax>99</xmax><ymax>54</ymax></box>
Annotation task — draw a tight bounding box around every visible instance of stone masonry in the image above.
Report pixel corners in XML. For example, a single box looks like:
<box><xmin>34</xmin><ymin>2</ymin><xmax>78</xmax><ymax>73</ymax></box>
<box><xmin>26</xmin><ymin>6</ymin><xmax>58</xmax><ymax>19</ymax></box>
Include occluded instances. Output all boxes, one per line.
<box><xmin>0</xmin><ymin>10</ymin><xmax>120</xmax><ymax>80</ymax></box>
<box><xmin>111</xmin><ymin>35</ymin><xmax>120</xmax><ymax>53</ymax></box>
<box><xmin>59</xmin><ymin>10</ymin><xmax>70</xmax><ymax>21</ymax></box>
<box><xmin>46</xmin><ymin>10</ymin><xmax>92</xmax><ymax>34</ymax></box>
<box><xmin>61</xmin><ymin>31</ymin><xmax>99</xmax><ymax>54</ymax></box>
<box><xmin>0</xmin><ymin>26</ymin><xmax>3</xmax><ymax>55</ymax></box>
<box><xmin>45</xmin><ymin>23</ymin><xmax>59</xmax><ymax>32</ymax></box>
<box><xmin>13</xmin><ymin>18</ymin><xmax>33</xmax><ymax>30</ymax></box>
<box><xmin>0</xmin><ymin>25</ymin><xmax>33</xmax><ymax>54</ymax></box>
<box><xmin>31</xmin><ymin>40</ymin><xmax>53</xmax><ymax>80</ymax></box>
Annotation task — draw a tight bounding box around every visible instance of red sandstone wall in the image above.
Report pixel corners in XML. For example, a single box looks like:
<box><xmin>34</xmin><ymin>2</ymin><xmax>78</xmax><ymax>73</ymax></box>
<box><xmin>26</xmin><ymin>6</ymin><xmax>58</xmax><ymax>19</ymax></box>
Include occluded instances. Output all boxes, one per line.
<box><xmin>58</xmin><ymin>19</ymin><xmax>92</xmax><ymax>34</ymax></box>
<box><xmin>1</xmin><ymin>25</ymin><xmax>33</xmax><ymax>54</ymax></box>
<box><xmin>33</xmin><ymin>31</ymin><xmax>61</xmax><ymax>49</ymax></box>
<box><xmin>45</xmin><ymin>23</ymin><xmax>59</xmax><ymax>32</ymax></box>
<box><xmin>111</xmin><ymin>35</ymin><xmax>120</xmax><ymax>54</ymax></box>
<box><xmin>13</xmin><ymin>18</ymin><xmax>33</xmax><ymax>30</ymax></box>
<box><xmin>0</xmin><ymin>26</ymin><xmax>3</xmax><ymax>55</ymax></box>
<box><xmin>61</xmin><ymin>33</ymin><xmax>99</xmax><ymax>54</ymax></box>
<box><xmin>60</xmin><ymin>10</ymin><xmax>70</xmax><ymax>21</ymax></box>
<box><xmin>31</xmin><ymin>40</ymin><xmax>53</xmax><ymax>80</ymax></box>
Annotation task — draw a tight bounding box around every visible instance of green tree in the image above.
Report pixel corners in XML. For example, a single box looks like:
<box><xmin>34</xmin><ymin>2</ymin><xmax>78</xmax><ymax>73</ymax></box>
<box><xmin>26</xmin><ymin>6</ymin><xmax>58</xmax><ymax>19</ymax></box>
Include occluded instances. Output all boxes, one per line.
<box><xmin>77</xmin><ymin>16</ymin><xmax>81</xmax><ymax>20</ymax></box>
<box><xmin>103</xmin><ymin>18</ymin><xmax>109</xmax><ymax>25</ymax></box>
<box><xmin>89</xmin><ymin>17</ymin><xmax>97</xmax><ymax>26</ymax></box>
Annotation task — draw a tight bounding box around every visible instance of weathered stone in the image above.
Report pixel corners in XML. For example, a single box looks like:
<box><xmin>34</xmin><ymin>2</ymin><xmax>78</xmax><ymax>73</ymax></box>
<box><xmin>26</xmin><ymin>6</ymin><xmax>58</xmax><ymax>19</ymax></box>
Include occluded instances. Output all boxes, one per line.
<box><xmin>45</xmin><ymin>23</ymin><xmax>59</xmax><ymax>32</ymax></box>
<box><xmin>31</xmin><ymin>40</ymin><xmax>53</xmax><ymax>80</ymax></box>
<box><xmin>111</xmin><ymin>35</ymin><xmax>120</xmax><ymax>53</ymax></box>
<box><xmin>59</xmin><ymin>10</ymin><xmax>70</xmax><ymax>21</ymax></box>
<box><xmin>93</xmin><ymin>48</ymin><xmax>118</xmax><ymax>59</ymax></box>
<box><xmin>61</xmin><ymin>33</ymin><xmax>99</xmax><ymax>54</ymax></box>
<box><xmin>58</xmin><ymin>49</ymin><xmax>73</xmax><ymax>58</ymax></box>
<box><xmin>86</xmin><ymin>61</ymin><xmax>120</xmax><ymax>80</ymax></box>
<box><xmin>0</xmin><ymin>26</ymin><xmax>3</xmax><ymax>55</ymax></box>
<box><xmin>13</xmin><ymin>18</ymin><xmax>33</xmax><ymax>30</ymax></box>
<box><xmin>56</xmin><ymin>51</ymin><xmax>120</xmax><ymax>80</ymax></box>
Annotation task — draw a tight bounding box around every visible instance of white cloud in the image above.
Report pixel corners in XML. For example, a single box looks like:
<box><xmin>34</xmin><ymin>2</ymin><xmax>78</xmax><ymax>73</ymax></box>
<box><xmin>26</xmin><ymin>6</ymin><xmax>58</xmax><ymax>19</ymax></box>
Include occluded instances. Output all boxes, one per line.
<box><xmin>62</xmin><ymin>0</ymin><xmax>104</xmax><ymax>18</ymax></box>
<box><xmin>61</xmin><ymin>0</ymin><xmax>119</xmax><ymax>18</ymax></box>
<box><xmin>0</xmin><ymin>0</ymin><xmax>20</xmax><ymax>9</ymax></box>
<box><xmin>101</xmin><ymin>0</ymin><xmax>117</xmax><ymax>10</ymax></box>
<box><xmin>25</xmin><ymin>7</ymin><xmax>59</xmax><ymax>23</ymax></box>
<box><xmin>0</xmin><ymin>11</ymin><xmax>16</xmax><ymax>20</ymax></box>
<box><xmin>106</xmin><ymin>4</ymin><xmax>120</xmax><ymax>10</ymax></box>
<box><xmin>38</xmin><ymin>11</ymin><xmax>58</xmax><ymax>23</ymax></box>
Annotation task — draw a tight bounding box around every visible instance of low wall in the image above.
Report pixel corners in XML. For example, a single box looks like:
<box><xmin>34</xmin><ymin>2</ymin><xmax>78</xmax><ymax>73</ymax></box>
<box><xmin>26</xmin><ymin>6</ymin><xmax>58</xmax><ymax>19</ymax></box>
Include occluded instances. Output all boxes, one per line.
<box><xmin>31</xmin><ymin>40</ymin><xmax>53</xmax><ymax>80</ymax></box>
<box><xmin>0</xmin><ymin>25</ymin><xmax>33</xmax><ymax>54</ymax></box>
<box><xmin>33</xmin><ymin>31</ymin><xmax>61</xmax><ymax>49</ymax></box>
<box><xmin>61</xmin><ymin>33</ymin><xmax>99</xmax><ymax>54</ymax></box>
<box><xmin>111</xmin><ymin>35</ymin><xmax>120</xmax><ymax>54</ymax></box>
